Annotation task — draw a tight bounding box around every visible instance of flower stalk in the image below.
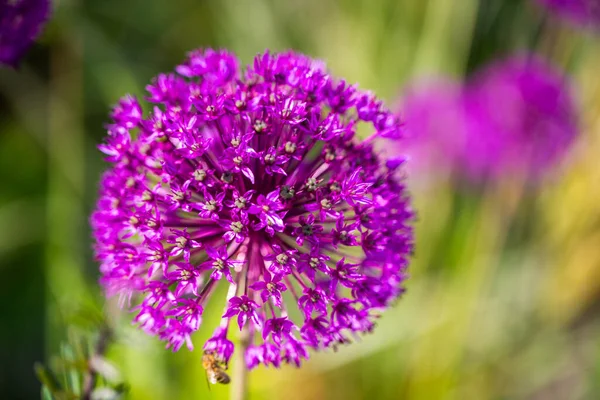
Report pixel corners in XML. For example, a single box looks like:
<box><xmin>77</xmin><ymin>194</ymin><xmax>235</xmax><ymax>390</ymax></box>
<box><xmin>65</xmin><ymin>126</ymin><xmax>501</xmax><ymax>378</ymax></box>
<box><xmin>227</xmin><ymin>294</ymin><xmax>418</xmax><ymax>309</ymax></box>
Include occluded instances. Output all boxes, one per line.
<box><xmin>231</xmin><ymin>326</ymin><xmax>251</xmax><ymax>400</ymax></box>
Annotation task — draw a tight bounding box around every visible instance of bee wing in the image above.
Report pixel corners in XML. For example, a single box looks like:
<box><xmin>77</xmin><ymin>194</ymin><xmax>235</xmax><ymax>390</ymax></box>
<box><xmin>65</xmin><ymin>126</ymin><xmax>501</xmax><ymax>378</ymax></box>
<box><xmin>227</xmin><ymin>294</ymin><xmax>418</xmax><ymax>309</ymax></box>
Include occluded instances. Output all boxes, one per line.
<box><xmin>204</xmin><ymin>370</ymin><xmax>213</xmax><ymax>390</ymax></box>
<box><xmin>208</xmin><ymin>370</ymin><xmax>220</xmax><ymax>385</ymax></box>
<box><xmin>220</xmin><ymin>373</ymin><xmax>231</xmax><ymax>384</ymax></box>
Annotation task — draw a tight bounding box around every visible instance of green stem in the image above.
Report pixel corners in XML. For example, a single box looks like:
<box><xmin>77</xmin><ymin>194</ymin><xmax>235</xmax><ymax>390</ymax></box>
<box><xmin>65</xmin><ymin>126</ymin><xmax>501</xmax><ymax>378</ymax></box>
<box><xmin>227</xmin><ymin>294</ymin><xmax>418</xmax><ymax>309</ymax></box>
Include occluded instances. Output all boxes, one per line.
<box><xmin>231</xmin><ymin>326</ymin><xmax>250</xmax><ymax>400</ymax></box>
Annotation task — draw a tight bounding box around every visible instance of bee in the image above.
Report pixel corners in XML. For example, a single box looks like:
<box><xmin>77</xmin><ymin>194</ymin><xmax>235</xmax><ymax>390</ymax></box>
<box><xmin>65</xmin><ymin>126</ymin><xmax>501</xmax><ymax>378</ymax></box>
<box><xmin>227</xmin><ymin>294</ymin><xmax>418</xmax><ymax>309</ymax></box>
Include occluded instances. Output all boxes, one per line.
<box><xmin>202</xmin><ymin>351</ymin><xmax>231</xmax><ymax>385</ymax></box>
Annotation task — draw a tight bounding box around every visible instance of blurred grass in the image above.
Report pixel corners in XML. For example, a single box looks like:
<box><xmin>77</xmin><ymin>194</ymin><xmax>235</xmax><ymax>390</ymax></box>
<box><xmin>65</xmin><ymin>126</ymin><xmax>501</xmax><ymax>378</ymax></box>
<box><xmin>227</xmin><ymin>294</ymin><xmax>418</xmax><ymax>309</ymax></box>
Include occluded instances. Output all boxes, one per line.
<box><xmin>2</xmin><ymin>0</ymin><xmax>600</xmax><ymax>399</ymax></box>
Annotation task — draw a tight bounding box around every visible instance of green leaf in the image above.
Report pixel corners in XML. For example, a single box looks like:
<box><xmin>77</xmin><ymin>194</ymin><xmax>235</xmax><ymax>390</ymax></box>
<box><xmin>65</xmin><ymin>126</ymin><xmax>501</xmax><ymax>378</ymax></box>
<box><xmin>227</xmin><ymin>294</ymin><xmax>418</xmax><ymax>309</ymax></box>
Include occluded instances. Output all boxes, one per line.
<box><xmin>41</xmin><ymin>386</ymin><xmax>55</xmax><ymax>400</ymax></box>
<box><xmin>35</xmin><ymin>362</ymin><xmax>62</xmax><ymax>393</ymax></box>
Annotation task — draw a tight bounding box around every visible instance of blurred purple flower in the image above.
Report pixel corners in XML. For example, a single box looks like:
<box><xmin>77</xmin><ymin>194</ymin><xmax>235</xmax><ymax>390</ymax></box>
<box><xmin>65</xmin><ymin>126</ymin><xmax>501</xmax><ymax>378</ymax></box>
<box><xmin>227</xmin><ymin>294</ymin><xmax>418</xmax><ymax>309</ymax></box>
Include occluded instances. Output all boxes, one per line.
<box><xmin>537</xmin><ymin>0</ymin><xmax>600</xmax><ymax>28</ymax></box>
<box><xmin>399</xmin><ymin>56</ymin><xmax>578</xmax><ymax>181</ymax></box>
<box><xmin>465</xmin><ymin>55</ymin><xmax>578</xmax><ymax>179</ymax></box>
<box><xmin>0</xmin><ymin>0</ymin><xmax>51</xmax><ymax>67</ymax></box>
<box><xmin>399</xmin><ymin>79</ymin><xmax>469</xmax><ymax>175</ymax></box>
<box><xmin>92</xmin><ymin>49</ymin><xmax>414</xmax><ymax>369</ymax></box>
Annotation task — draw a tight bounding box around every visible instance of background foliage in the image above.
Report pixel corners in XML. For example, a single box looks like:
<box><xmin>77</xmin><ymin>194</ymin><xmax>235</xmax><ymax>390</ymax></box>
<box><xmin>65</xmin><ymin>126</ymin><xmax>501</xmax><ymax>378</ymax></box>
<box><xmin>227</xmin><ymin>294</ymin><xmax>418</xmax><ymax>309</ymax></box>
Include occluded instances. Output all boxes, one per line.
<box><xmin>1</xmin><ymin>0</ymin><xmax>599</xmax><ymax>399</ymax></box>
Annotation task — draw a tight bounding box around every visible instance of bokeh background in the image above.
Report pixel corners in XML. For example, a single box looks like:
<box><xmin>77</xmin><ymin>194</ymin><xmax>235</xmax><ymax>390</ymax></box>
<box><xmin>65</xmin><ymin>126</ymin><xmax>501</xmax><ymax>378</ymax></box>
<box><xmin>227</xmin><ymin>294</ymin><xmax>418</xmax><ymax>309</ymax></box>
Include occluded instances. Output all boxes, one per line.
<box><xmin>1</xmin><ymin>0</ymin><xmax>600</xmax><ymax>399</ymax></box>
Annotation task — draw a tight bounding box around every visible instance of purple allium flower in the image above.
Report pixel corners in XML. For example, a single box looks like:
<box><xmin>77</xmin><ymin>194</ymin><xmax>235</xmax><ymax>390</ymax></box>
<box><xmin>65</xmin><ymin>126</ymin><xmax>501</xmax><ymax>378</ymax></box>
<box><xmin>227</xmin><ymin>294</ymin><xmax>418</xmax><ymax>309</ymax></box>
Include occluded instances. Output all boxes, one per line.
<box><xmin>464</xmin><ymin>56</ymin><xmax>578</xmax><ymax>179</ymax></box>
<box><xmin>399</xmin><ymin>56</ymin><xmax>577</xmax><ymax>181</ymax></box>
<box><xmin>0</xmin><ymin>0</ymin><xmax>50</xmax><ymax>67</ymax></box>
<box><xmin>537</xmin><ymin>0</ymin><xmax>600</xmax><ymax>28</ymax></box>
<box><xmin>92</xmin><ymin>49</ymin><xmax>414</xmax><ymax>369</ymax></box>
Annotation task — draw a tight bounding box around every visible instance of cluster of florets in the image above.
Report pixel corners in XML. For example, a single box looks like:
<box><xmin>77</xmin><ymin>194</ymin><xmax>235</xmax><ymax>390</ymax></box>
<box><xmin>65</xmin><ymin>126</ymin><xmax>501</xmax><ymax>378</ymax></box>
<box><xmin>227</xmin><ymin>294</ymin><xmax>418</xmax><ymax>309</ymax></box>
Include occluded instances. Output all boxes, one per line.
<box><xmin>401</xmin><ymin>55</ymin><xmax>577</xmax><ymax>181</ymax></box>
<box><xmin>0</xmin><ymin>0</ymin><xmax>50</xmax><ymax>66</ymax></box>
<box><xmin>92</xmin><ymin>49</ymin><xmax>414</xmax><ymax>368</ymax></box>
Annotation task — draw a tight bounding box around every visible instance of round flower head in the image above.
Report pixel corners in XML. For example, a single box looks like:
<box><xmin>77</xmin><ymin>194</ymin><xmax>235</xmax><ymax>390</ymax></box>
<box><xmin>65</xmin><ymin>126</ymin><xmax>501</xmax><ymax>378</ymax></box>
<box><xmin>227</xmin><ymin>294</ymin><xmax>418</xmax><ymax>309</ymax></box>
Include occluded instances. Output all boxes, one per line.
<box><xmin>0</xmin><ymin>0</ymin><xmax>51</xmax><ymax>67</ymax></box>
<box><xmin>92</xmin><ymin>49</ymin><xmax>414</xmax><ymax>369</ymax></box>
<box><xmin>536</xmin><ymin>0</ymin><xmax>600</xmax><ymax>28</ymax></box>
<box><xmin>464</xmin><ymin>55</ymin><xmax>578</xmax><ymax>180</ymax></box>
